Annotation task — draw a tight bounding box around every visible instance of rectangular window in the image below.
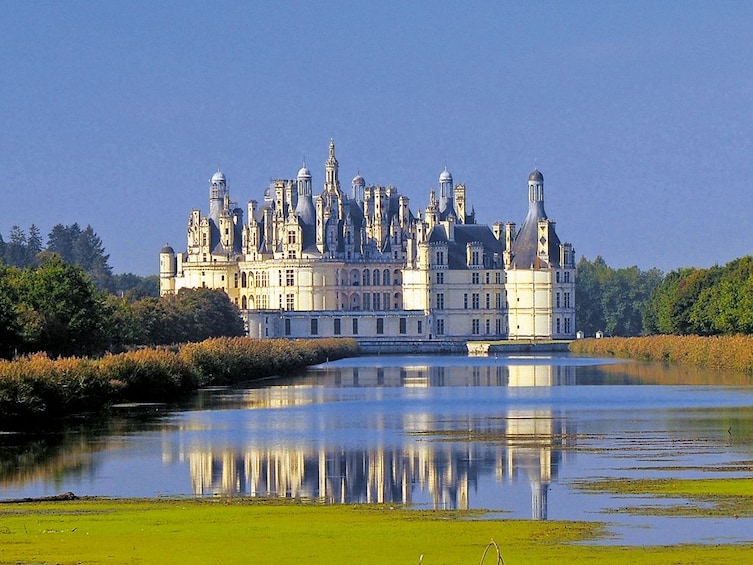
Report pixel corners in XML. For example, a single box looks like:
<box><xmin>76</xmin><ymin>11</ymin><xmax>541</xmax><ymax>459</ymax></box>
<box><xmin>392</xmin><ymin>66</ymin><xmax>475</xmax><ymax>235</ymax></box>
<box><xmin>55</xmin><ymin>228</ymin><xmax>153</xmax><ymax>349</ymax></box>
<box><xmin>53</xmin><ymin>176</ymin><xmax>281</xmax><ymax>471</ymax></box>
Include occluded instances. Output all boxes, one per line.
<box><xmin>278</xmin><ymin>270</ymin><xmax>282</xmax><ymax>286</ymax></box>
<box><xmin>373</xmin><ymin>293</ymin><xmax>381</xmax><ymax>311</ymax></box>
<box><xmin>485</xmin><ymin>293</ymin><xmax>490</xmax><ymax>309</ymax></box>
<box><xmin>472</xmin><ymin>319</ymin><xmax>480</xmax><ymax>335</ymax></box>
<box><xmin>334</xmin><ymin>318</ymin><xmax>341</xmax><ymax>335</ymax></box>
<box><xmin>286</xmin><ymin>269</ymin><xmax>294</xmax><ymax>286</ymax></box>
<box><xmin>286</xmin><ymin>293</ymin><xmax>295</xmax><ymax>311</ymax></box>
<box><xmin>564</xmin><ymin>292</ymin><xmax>571</xmax><ymax>308</ymax></box>
<box><xmin>363</xmin><ymin>293</ymin><xmax>371</xmax><ymax>310</ymax></box>
<box><xmin>436</xmin><ymin>293</ymin><xmax>444</xmax><ymax>309</ymax></box>
<box><xmin>495</xmin><ymin>318</ymin><xmax>501</xmax><ymax>334</ymax></box>
<box><xmin>383</xmin><ymin>292</ymin><xmax>390</xmax><ymax>310</ymax></box>
<box><xmin>495</xmin><ymin>272</ymin><xmax>501</xmax><ymax>284</ymax></box>
<box><xmin>472</xmin><ymin>272</ymin><xmax>479</xmax><ymax>285</ymax></box>
<box><xmin>417</xmin><ymin>320</ymin><xmax>423</xmax><ymax>334</ymax></box>
<box><xmin>376</xmin><ymin>318</ymin><xmax>384</xmax><ymax>335</ymax></box>
<box><xmin>399</xmin><ymin>318</ymin><xmax>407</xmax><ymax>334</ymax></box>
<box><xmin>436</xmin><ymin>272</ymin><xmax>444</xmax><ymax>284</ymax></box>
<box><xmin>485</xmin><ymin>319</ymin><xmax>490</xmax><ymax>334</ymax></box>
<box><xmin>436</xmin><ymin>318</ymin><xmax>445</xmax><ymax>335</ymax></box>
<box><xmin>556</xmin><ymin>271</ymin><xmax>561</xmax><ymax>283</ymax></box>
<box><xmin>472</xmin><ymin>293</ymin><xmax>480</xmax><ymax>309</ymax></box>
<box><xmin>564</xmin><ymin>317</ymin><xmax>571</xmax><ymax>333</ymax></box>
<box><xmin>310</xmin><ymin>318</ymin><xmax>318</xmax><ymax>335</ymax></box>
<box><xmin>556</xmin><ymin>292</ymin><xmax>561</xmax><ymax>308</ymax></box>
<box><xmin>485</xmin><ymin>272</ymin><xmax>490</xmax><ymax>284</ymax></box>
<box><xmin>556</xmin><ymin>318</ymin><xmax>561</xmax><ymax>334</ymax></box>
<box><xmin>284</xmin><ymin>318</ymin><xmax>291</xmax><ymax>336</ymax></box>
<box><xmin>464</xmin><ymin>293</ymin><xmax>468</xmax><ymax>309</ymax></box>
<box><xmin>472</xmin><ymin>251</ymin><xmax>480</xmax><ymax>265</ymax></box>
<box><xmin>564</xmin><ymin>271</ymin><xmax>570</xmax><ymax>283</ymax></box>
<box><xmin>436</xmin><ymin>251</ymin><xmax>444</xmax><ymax>265</ymax></box>
<box><xmin>496</xmin><ymin>293</ymin><xmax>501</xmax><ymax>309</ymax></box>
<box><xmin>288</xmin><ymin>230</ymin><xmax>297</xmax><ymax>245</ymax></box>
<box><xmin>352</xmin><ymin>318</ymin><xmax>359</xmax><ymax>335</ymax></box>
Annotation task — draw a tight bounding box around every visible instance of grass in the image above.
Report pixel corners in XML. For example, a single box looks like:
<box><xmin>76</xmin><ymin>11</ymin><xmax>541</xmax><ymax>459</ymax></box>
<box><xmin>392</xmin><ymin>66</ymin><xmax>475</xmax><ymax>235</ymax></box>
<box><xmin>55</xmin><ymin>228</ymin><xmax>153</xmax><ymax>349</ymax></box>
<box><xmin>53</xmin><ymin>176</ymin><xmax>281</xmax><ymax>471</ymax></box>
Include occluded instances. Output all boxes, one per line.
<box><xmin>1</xmin><ymin>497</ymin><xmax>753</xmax><ymax>564</ymax></box>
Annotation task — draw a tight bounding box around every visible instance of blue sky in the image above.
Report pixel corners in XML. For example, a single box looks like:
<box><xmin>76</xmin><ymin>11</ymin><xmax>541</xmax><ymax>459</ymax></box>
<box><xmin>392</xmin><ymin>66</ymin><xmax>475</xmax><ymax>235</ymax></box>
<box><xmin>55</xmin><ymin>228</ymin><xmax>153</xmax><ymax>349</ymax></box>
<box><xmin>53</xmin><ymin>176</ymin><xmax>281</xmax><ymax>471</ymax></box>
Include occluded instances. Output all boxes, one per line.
<box><xmin>1</xmin><ymin>1</ymin><xmax>751</xmax><ymax>275</ymax></box>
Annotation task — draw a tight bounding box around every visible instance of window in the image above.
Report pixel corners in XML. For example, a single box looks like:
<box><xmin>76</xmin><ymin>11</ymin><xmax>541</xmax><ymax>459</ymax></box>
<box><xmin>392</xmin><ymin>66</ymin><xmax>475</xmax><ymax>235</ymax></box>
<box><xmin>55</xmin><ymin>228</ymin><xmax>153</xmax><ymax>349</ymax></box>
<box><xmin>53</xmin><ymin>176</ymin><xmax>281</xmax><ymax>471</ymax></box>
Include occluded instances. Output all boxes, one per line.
<box><xmin>495</xmin><ymin>272</ymin><xmax>501</xmax><ymax>284</ymax></box>
<box><xmin>383</xmin><ymin>269</ymin><xmax>390</xmax><ymax>285</ymax></box>
<box><xmin>556</xmin><ymin>271</ymin><xmax>561</xmax><ymax>283</ymax></box>
<box><xmin>485</xmin><ymin>272</ymin><xmax>490</xmax><ymax>284</ymax></box>
<box><xmin>496</xmin><ymin>293</ymin><xmax>501</xmax><ymax>308</ymax></box>
<box><xmin>556</xmin><ymin>292</ymin><xmax>561</xmax><ymax>308</ymax></box>
<box><xmin>373</xmin><ymin>293</ymin><xmax>381</xmax><ymax>310</ymax></box>
<box><xmin>485</xmin><ymin>319</ymin><xmax>490</xmax><ymax>334</ymax></box>
<box><xmin>436</xmin><ymin>318</ymin><xmax>445</xmax><ymax>335</ymax></box>
<box><xmin>556</xmin><ymin>318</ymin><xmax>561</xmax><ymax>334</ymax></box>
<box><xmin>564</xmin><ymin>317</ymin><xmax>571</xmax><ymax>333</ymax></box>
<box><xmin>286</xmin><ymin>293</ymin><xmax>294</xmax><ymax>311</ymax></box>
<box><xmin>363</xmin><ymin>293</ymin><xmax>371</xmax><ymax>310</ymax></box>
<box><xmin>285</xmin><ymin>318</ymin><xmax>291</xmax><ymax>336</ymax></box>
<box><xmin>564</xmin><ymin>271</ymin><xmax>571</xmax><ymax>283</ymax></box>
<box><xmin>564</xmin><ymin>292</ymin><xmax>571</xmax><ymax>308</ymax></box>
<box><xmin>288</xmin><ymin>250</ymin><xmax>296</xmax><ymax>259</ymax></box>
<box><xmin>310</xmin><ymin>318</ymin><xmax>319</xmax><ymax>335</ymax></box>
<box><xmin>376</xmin><ymin>318</ymin><xmax>384</xmax><ymax>334</ymax></box>
<box><xmin>472</xmin><ymin>250</ymin><xmax>480</xmax><ymax>265</ymax></box>
<box><xmin>286</xmin><ymin>269</ymin><xmax>294</xmax><ymax>286</ymax></box>
<box><xmin>373</xmin><ymin>269</ymin><xmax>380</xmax><ymax>285</ymax></box>
<box><xmin>362</xmin><ymin>269</ymin><xmax>370</xmax><ymax>286</ymax></box>
<box><xmin>463</xmin><ymin>294</ymin><xmax>468</xmax><ymax>309</ymax></box>
<box><xmin>288</xmin><ymin>230</ymin><xmax>297</xmax><ymax>245</ymax></box>
<box><xmin>399</xmin><ymin>318</ymin><xmax>407</xmax><ymax>334</ymax></box>
<box><xmin>436</xmin><ymin>272</ymin><xmax>444</xmax><ymax>284</ymax></box>
<box><xmin>436</xmin><ymin>293</ymin><xmax>445</xmax><ymax>309</ymax></box>
<box><xmin>417</xmin><ymin>320</ymin><xmax>423</xmax><ymax>334</ymax></box>
<box><xmin>472</xmin><ymin>293</ymin><xmax>480</xmax><ymax>309</ymax></box>
<box><xmin>472</xmin><ymin>272</ymin><xmax>479</xmax><ymax>285</ymax></box>
<box><xmin>485</xmin><ymin>294</ymin><xmax>490</xmax><ymax>309</ymax></box>
<box><xmin>472</xmin><ymin>319</ymin><xmax>480</xmax><ymax>335</ymax></box>
<box><xmin>436</xmin><ymin>251</ymin><xmax>445</xmax><ymax>265</ymax></box>
<box><xmin>495</xmin><ymin>318</ymin><xmax>501</xmax><ymax>334</ymax></box>
<box><xmin>352</xmin><ymin>318</ymin><xmax>359</xmax><ymax>335</ymax></box>
<box><xmin>278</xmin><ymin>270</ymin><xmax>283</xmax><ymax>286</ymax></box>
<box><xmin>383</xmin><ymin>292</ymin><xmax>390</xmax><ymax>310</ymax></box>
<box><xmin>241</xmin><ymin>272</ymin><xmax>247</xmax><ymax>288</ymax></box>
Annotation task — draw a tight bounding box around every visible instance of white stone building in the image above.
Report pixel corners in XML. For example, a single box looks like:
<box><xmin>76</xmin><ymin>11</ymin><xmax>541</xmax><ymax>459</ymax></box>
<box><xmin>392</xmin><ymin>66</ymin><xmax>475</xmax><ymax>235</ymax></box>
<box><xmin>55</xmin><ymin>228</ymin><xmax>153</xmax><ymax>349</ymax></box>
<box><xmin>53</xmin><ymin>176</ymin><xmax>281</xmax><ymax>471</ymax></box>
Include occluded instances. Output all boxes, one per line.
<box><xmin>160</xmin><ymin>140</ymin><xmax>575</xmax><ymax>349</ymax></box>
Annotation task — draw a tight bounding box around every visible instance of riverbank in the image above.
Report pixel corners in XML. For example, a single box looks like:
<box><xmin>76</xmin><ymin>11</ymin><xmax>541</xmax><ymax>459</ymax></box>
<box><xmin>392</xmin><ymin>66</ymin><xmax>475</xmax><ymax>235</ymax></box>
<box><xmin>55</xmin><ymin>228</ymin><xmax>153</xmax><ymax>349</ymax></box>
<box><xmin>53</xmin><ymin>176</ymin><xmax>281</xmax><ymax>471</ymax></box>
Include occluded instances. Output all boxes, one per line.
<box><xmin>569</xmin><ymin>335</ymin><xmax>753</xmax><ymax>373</ymax></box>
<box><xmin>0</xmin><ymin>337</ymin><xmax>359</xmax><ymax>427</ymax></box>
<box><xmin>1</xmin><ymin>497</ymin><xmax>751</xmax><ymax>564</ymax></box>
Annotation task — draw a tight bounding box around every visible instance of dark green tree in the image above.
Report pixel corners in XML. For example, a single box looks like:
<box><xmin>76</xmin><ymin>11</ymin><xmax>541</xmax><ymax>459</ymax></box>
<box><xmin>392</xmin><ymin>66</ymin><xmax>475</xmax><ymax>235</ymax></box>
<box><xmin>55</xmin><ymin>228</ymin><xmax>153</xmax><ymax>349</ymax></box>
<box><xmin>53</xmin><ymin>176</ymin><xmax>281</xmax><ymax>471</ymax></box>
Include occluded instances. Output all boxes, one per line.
<box><xmin>14</xmin><ymin>255</ymin><xmax>109</xmax><ymax>356</ymax></box>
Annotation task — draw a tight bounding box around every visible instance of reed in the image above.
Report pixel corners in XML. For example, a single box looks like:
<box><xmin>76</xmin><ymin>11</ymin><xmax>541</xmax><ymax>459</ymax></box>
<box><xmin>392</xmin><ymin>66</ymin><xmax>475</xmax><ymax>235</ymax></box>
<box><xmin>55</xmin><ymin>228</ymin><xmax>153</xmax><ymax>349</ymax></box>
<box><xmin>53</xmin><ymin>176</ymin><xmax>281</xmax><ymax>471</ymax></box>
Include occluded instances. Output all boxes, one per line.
<box><xmin>0</xmin><ymin>338</ymin><xmax>359</xmax><ymax>426</ymax></box>
<box><xmin>570</xmin><ymin>335</ymin><xmax>753</xmax><ymax>373</ymax></box>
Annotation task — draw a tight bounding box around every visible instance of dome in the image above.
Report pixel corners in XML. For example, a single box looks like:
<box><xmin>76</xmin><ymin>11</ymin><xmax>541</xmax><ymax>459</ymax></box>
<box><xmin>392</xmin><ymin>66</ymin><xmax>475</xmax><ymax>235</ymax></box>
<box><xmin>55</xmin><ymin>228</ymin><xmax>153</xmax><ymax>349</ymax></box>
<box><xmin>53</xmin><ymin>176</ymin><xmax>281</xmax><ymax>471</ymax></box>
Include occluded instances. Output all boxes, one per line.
<box><xmin>528</xmin><ymin>169</ymin><xmax>544</xmax><ymax>182</ymax></box>
<box><xmin>297</xmin><ymin>164</ymin><xmax>311</xmax><ymax>179</ymax></box>
<box><xmin>352</xmin><ymin>172</ymin><xmax>365</xmax><ymax>186</ymax></box>
<box><xmin>160</xmin><ymin>244</ymin><xmax>175</xmax><ymax>254</ymax></box>
<box><xmin>211</xmin><ymin>170</ymin><xmax>226</xmax><ymax>184</ymax></box>
<box><xmin>439</xmin><ymin>167</ymin><xmax>453</xmax><ymax>183</ymax></box>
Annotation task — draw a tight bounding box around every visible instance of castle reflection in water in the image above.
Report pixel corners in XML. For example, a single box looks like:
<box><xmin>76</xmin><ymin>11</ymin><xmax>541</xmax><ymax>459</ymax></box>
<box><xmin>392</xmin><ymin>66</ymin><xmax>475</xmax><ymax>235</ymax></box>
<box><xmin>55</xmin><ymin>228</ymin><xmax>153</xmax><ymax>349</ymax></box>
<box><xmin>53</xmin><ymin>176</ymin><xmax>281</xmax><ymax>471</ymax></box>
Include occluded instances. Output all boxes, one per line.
<box><xmin>178</xmin><ymin>361</ymin><xmax>575</xmax><ymax>519</ymax></box>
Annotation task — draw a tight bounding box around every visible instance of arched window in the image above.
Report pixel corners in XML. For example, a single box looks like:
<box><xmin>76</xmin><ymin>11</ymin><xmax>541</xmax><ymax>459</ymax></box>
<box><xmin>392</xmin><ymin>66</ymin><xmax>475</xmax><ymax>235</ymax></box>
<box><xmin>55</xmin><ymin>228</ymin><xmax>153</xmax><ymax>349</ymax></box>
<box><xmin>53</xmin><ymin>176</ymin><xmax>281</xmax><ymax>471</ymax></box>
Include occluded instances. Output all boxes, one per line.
<box><xmin>393</xmin><ymin>269</ymin><xmax>401</xmax><ymax>285</ymax></box>
<box><xmin>362</xmin><ymin>269</ymin><xmax>370</xmax><ymax>286</ymax></box>
<box><xmin>383</xmin><ymin>269</ymin><xmax>390</xmax><ymax>286</ymax></box>
<box><xmin>394</xmin><ymin>292</ymin><xmax>402</xmax><ymax>310</ymax></box>
<box><xmin>241</xmin><ymin>295</ymin><xmax>247</xmax><ymax>309</ymax></box>
<box><xmin>241</xmin><ymin>272</ymin><xmax>247</xmax><ymax>288</ymax></box>
<box><xmin>373</xmin><ymin>269</ymin><xmax>380</xmax><ymax>285</ymax></box>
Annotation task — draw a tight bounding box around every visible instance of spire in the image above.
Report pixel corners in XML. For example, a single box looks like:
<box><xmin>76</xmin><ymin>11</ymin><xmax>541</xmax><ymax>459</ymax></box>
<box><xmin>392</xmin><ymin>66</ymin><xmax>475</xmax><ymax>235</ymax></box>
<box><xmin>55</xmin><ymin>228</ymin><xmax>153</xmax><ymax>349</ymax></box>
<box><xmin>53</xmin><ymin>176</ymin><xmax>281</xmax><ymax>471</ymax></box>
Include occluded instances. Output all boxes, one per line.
<box><xmin>324</xmin><ymin>138</ymin><xmax>340</xmax><ymax>195</ymax></box>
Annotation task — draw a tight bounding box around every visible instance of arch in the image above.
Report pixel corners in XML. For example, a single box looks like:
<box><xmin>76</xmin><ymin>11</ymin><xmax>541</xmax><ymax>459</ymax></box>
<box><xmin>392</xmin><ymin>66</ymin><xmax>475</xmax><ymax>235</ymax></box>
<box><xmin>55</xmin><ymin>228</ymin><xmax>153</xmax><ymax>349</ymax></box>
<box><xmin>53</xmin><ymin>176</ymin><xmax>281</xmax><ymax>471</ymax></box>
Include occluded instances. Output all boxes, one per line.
<box><xmin>393</xmin><ymin>292</ymin><xmax>403</xmax><ymax>310</ymax></box>
<box><xmin>373</xmin><ymin>269</ymin><xmax>381</xmax><ymax>285</ymax></box>
<box><xmin>383</xmin><ymin>269</ymin><xmax>390</xmax><ymax>286</ymax></box>
<box><xmin>241</xmin><ymin>272</ymin><xmax>247</xmax><ymax>288</ymax></box>
<box><xmin>351</xmin><ymin>294</ymin><xmax>361</xmax><ymax>310</ymax></box>
<box><xmin>393</xmin><ymin>269</ymin><xmax>401</xmax><ymax>285</ymax></box>
<box><xmin>362</xmin><ymin>269</ymin><xmax>370</xmax><ymax>286</ymax></box>
<box><xmin>241</xmin><ymin>295</ymin><xmax>248</xmax><ymax>309</ymax></box>
<box><xmin>351</xmin><ymin>269</ymin><xmax>360</xmax><ymax>286</ymax></box>
<box><xmin>248</xmin><ymin>295</ymin><xmax>256</xmax><ymax>309</ymax></box>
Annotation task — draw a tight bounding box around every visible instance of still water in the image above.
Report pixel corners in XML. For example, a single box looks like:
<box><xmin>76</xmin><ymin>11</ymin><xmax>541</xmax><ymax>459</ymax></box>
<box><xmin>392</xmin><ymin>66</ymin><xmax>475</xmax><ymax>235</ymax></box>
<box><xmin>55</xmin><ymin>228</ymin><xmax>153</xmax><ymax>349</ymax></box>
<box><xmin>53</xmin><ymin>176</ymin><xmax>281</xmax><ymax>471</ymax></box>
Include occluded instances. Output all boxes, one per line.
<box><xmin>2</xmin><ymin>354</ymin><xmax>753</xmax><ymax>545</ymax></box>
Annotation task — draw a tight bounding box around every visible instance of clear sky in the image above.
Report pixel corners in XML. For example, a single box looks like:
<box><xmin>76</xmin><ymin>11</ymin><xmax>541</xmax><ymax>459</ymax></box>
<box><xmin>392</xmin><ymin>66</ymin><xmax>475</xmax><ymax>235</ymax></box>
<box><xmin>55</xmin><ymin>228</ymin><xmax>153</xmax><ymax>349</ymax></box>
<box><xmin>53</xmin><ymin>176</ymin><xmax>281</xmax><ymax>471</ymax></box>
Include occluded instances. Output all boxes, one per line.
<box><xmin>1</xmin><ymin>1</ymin><xmax>751</xmax><ymax>276</ymax></box>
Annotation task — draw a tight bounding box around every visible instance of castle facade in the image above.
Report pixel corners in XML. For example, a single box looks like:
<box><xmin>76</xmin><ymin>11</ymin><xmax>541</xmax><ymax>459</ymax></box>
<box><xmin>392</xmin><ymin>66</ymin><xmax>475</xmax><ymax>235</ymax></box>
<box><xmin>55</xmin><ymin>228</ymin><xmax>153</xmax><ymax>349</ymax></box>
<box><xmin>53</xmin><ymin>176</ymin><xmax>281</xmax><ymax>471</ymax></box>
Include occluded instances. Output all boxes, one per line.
<box><xmin>160</xmin><ymin>140</ymin><xmax>575</xmax><ymax>347</ymax></box>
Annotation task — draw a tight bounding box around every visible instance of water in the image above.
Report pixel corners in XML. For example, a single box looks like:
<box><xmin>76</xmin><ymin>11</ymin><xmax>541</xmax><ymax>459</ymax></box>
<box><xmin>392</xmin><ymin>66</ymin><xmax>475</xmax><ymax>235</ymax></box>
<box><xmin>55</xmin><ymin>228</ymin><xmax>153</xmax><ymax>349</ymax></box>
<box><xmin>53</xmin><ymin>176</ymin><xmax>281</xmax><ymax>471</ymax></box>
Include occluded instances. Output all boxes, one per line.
<box><xmin>2</xmin><ymin>353</ymin><xmax>753</xmax><ymax>545</ymax></box>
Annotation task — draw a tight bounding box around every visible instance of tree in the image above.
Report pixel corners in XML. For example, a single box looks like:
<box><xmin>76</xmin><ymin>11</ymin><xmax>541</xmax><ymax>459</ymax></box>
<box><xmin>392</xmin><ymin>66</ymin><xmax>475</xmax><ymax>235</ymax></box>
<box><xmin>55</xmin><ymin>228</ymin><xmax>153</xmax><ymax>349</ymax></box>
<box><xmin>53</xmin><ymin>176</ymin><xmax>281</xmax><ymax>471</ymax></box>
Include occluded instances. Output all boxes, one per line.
<box><xmin>14</xmin><ymin>255</ymin><xmax>109</xmax><ymax>356</ymax></box>
<box><xmin>5</xmin><ymin>225</ymin><xmax>28</xmax><ymax>268</ymax></box>
<box><xmin>0</xmin><ymin>265</ymin><xmax>21</xmax><ymax>357</ymax></box>
<box><xmin>113</xmin><ymin>273</ymin><xmax>159</xmax><ymax>300</ymax></box>
<box><xmin>575</xmin><ymin>256</ymin><xmax>664</xmax><ymax>336</ymax></box>
<box><xmin>46</xmin><ymin>223</ymin><xmax>114</xmax><ymax>291</ymax></box>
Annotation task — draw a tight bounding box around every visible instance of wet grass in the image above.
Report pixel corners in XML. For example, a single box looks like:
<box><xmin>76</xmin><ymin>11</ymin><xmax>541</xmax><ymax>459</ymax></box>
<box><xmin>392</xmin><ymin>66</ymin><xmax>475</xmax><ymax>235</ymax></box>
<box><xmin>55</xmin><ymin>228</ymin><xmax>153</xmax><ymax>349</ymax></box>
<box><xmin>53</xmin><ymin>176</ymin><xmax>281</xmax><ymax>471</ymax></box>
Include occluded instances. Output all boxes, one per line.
<box><xmin>573</xmin><ymin>477</ymin><xmax>753</xmax><ymax>518</ymax></box>
<box><xmin>1</xmin><ymin>497</ymin><xmax>753</xmax><ymax>564</ymax></box>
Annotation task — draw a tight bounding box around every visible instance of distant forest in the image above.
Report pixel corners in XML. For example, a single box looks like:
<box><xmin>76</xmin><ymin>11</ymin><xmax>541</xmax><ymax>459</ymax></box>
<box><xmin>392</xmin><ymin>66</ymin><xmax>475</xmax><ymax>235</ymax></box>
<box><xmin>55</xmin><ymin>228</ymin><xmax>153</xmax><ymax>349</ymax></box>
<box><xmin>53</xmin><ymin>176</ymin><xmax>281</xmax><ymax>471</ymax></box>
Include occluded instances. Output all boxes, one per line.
<box><xmin>576</xmin><ymin>255</ymin><xmax>753</xmax><ymax>338</ymax></box>
<box><xmin>0</xmin><ymin>224</ymin><xmax>244</xmax><ymax>358</ymax></box>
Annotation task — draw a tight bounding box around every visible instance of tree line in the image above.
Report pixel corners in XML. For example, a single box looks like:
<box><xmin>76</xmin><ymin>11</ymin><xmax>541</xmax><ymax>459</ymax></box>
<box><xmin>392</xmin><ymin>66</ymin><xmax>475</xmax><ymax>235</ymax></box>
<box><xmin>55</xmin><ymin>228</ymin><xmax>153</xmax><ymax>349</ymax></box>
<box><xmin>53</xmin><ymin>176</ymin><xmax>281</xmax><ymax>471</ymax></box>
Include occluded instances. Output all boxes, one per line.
<box><xmin>576</xmin><ymin>255</ymin><xmax>753</xmax><ymax>337</ymax></box>
<box><xmin>0</xmin><ymin>224</ymin><xmax>244</xmax><ymax>358</ymax></box>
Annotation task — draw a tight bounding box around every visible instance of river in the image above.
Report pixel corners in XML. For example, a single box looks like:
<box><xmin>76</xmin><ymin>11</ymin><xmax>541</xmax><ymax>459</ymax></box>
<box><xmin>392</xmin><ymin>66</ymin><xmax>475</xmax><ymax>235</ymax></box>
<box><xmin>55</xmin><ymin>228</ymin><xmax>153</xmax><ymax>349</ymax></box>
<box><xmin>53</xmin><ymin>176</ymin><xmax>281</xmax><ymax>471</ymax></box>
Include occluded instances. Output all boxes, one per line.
<box><xmin>2</xmin><ymin>353</ymin><xmax>753</xmax><ymax>545</ymax></box>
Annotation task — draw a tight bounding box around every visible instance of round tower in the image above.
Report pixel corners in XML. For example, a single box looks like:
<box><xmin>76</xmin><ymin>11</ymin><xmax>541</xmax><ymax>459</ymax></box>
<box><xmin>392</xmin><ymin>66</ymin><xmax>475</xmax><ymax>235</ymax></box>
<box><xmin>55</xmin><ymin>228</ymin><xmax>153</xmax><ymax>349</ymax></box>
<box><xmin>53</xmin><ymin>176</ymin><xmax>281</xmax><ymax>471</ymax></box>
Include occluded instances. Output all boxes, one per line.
<box><xmin>159</xmin><ymin>244</ymin><xmax>177</xmax><ymax>296</ymax></box>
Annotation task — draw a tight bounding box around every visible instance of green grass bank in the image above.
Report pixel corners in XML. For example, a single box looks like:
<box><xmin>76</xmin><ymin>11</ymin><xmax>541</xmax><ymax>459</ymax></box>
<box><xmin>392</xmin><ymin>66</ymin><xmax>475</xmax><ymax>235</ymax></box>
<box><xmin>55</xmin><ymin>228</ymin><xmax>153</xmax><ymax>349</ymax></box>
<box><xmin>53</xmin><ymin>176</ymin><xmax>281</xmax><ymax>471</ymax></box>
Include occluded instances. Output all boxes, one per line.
<box><xmin>569</xmin><ymin>335</ymin><xmax>753</xmax><ymax>373</ymax></box>
<box><xmin>0</xmin><ymin>337</ymin><xmax>358</xmax><ymax>426</ymax></box>
<box><xmin>1</xmin><ymin>497</ymin><xmax>752</xmax><ymax>564</ymax></box>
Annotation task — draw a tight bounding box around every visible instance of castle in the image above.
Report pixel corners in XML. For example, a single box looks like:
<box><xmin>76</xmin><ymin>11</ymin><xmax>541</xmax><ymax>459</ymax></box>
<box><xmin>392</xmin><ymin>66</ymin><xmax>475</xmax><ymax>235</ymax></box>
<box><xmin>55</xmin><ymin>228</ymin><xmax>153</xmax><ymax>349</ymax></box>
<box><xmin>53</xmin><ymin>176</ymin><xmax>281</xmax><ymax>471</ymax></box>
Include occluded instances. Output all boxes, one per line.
<box><xmin>160</xmin><ymin>140</ymin><xmax>576</xmax><ymax>349</ymax></box>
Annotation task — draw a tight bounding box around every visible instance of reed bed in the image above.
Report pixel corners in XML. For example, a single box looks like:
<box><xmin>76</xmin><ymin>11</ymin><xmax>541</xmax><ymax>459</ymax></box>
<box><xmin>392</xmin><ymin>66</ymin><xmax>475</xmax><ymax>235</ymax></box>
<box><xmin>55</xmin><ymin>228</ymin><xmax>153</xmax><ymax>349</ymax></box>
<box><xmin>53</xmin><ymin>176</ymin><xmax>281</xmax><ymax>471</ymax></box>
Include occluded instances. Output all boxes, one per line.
<box><xmin>0</xmin><ymin>337</ymin><xmax>358</xmax><ymax>426</ymax></box>
<box><xmin>570</xmin><ymin>335</ymin><xmax>753</xmax><ymax>373</ymax></box>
